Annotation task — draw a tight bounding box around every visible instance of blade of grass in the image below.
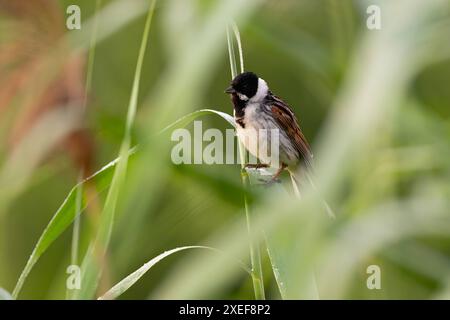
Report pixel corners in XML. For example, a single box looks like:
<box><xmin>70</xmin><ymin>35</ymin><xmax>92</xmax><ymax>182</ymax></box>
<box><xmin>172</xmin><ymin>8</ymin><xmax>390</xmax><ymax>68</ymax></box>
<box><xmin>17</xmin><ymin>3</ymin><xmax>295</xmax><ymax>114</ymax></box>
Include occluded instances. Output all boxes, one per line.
<box><xmin>83</xmin><ymin>0</ymin><xmax>102</xmax><ymax>107</ymax></box>
<box><xmin>231</xmin><ymin>22</ymin><xmax>245</xmax><ymax>73</ymax></box>
<box><xmin>75</xmin><ymin>0</ymin><xmax>157</xmax><ymax>299</ymax></box>
<box><xmin>160</xmin><ymin>109</ymin><xmax>235</xmax><ymax>133</ymax></box>
<box><xmin>98</xmin><ymin>246</ymin><xmax>251</xmax><ymax>300</ymax></box>
<box><xmin>227</xmin><ymin>23</ymin><xmax>265</xmax><ymax>300</ymax></box>
<box><xmin>226</xmin><ymin>28</ymin><xmax>238</xmax><ymax>80</ymax></box>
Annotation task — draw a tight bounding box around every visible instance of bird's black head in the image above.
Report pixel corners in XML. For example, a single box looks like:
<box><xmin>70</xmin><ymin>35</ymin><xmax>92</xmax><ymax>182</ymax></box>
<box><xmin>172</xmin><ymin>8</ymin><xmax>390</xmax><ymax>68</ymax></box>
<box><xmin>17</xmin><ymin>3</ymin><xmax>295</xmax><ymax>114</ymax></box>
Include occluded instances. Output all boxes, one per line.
<box><xmin>225</xmin><ymin>72</ymin><xmax>259</xmax><ymax>101</ymax></box>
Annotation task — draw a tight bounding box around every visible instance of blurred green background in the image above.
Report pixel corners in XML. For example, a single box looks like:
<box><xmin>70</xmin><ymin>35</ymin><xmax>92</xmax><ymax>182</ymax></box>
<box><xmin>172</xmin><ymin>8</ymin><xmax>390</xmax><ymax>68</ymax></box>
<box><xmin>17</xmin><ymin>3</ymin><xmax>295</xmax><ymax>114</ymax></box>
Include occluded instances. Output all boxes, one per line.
<box><xmin>0</xmin><ymin>0</ymin><xmax>449</xmax><ymax>300</ymax></box>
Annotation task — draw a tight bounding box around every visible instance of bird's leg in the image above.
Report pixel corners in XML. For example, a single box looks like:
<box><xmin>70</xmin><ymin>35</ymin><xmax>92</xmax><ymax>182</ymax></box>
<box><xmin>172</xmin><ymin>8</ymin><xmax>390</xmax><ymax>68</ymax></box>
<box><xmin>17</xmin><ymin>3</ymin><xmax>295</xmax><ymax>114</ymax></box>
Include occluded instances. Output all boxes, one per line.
<box><xmin>269</xmin><ymin>163</ymin><xmax>287</xmax><ymax>183</ymax></box>
<box><xmin>244</xmin><ymin>163</ymin><xmax>269</xmax><ymax>169</ymax></box>
<box><xmin>257</xmin><ymin>163</ymin><xmax>287</xmax><ymax>185</ymax></box>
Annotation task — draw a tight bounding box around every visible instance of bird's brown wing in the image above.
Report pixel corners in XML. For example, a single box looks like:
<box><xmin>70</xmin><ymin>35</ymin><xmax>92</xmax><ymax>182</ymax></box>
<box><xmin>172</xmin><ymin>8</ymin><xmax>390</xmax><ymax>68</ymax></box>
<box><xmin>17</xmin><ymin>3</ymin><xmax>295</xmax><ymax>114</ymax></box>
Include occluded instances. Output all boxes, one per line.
<box><xmin>269</xmin><ymin>95</ymin><xmax>313</xmax><ymax>169</ymax></box>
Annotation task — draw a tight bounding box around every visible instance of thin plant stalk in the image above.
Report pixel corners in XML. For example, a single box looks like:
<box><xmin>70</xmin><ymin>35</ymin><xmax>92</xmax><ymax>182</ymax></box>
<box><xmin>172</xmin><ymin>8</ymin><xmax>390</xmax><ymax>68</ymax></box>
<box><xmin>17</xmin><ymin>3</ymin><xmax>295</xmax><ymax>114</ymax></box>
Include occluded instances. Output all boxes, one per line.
<box><xmin>83</xmin><ymin>0</ymin><xmax>102</xmax><ymax>108</ymax></box>
<box><xmin>227</xmin><ymin>24</ymin><xmax>265</xmax><ymax>300</ymax></box>
<box><xmin>71</xmin><ymin>181</ymin><xmax>82</xmax><ymax>266</ymax></box>
<box><xmin>66</xmin><ymin>173</ymin><xmax>83</xmax><ymax>300</ymax></box>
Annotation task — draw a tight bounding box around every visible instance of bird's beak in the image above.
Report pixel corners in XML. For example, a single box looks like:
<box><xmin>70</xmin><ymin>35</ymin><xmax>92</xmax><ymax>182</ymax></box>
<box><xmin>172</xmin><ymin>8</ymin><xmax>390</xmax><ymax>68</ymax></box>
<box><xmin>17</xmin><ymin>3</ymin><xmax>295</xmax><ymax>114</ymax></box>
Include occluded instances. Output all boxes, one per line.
<box><xmin>224</xmin><ymin>86</ymin><xmax>236</xmax><ymax>94</ymax></box>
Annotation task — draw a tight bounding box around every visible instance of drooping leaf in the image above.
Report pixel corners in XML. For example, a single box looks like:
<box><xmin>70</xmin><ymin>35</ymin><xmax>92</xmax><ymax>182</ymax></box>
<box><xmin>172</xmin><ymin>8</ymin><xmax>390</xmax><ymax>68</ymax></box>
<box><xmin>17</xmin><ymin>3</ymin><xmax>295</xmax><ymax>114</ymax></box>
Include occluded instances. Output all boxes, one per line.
<box><xmin>98</xmin><ymin>246</ymin><xmax>250</xmax><ymax>300</ymax></box>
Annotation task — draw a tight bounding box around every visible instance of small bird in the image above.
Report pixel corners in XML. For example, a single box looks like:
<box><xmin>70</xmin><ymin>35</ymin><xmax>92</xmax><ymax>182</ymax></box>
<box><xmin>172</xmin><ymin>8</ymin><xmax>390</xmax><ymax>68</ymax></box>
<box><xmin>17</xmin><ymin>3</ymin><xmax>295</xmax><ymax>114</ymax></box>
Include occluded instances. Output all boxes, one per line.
<box><xmin>225</xmin><ymin>71</ymin><xmax>313</xmax><ymax>183</ymax></box>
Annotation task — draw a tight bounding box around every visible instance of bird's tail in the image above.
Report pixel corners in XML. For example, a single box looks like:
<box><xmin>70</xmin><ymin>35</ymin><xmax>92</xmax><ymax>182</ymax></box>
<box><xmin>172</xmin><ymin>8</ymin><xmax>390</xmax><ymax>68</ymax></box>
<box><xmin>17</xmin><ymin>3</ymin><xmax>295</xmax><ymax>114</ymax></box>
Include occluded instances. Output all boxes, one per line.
<box><xmin>288</xmin><ymin>169</ymin><xmax>335</xmax><ymax>219</ymax></box>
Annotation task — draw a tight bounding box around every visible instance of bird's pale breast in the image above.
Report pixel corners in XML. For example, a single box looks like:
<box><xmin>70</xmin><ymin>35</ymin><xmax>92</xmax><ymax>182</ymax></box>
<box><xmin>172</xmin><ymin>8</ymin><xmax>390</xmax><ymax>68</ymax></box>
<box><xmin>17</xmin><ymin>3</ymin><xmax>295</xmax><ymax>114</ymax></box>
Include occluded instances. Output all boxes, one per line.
<box><xmin>235</xmin><ymin>103</ymin><xmax>299</xmax><ymax>167</ymax></box>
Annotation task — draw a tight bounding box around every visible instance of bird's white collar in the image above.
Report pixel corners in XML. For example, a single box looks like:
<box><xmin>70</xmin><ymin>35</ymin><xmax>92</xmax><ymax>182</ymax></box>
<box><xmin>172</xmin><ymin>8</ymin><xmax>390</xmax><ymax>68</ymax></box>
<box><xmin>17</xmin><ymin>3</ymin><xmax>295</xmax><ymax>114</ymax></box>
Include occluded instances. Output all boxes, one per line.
<box><xmin>249</xmin><ymin>78</ymin><xmax>268</xmax><ymax>102</ymax></box>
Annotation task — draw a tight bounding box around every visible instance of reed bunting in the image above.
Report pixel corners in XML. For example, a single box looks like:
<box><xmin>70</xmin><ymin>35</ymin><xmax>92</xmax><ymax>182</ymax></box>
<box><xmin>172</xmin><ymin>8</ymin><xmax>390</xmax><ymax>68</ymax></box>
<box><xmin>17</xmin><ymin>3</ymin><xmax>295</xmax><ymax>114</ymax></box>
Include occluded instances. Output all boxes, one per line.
<box><xmin>225</xmin><ymin>71</ymin><xmax>313</xmax><ymax>182</ymax></box>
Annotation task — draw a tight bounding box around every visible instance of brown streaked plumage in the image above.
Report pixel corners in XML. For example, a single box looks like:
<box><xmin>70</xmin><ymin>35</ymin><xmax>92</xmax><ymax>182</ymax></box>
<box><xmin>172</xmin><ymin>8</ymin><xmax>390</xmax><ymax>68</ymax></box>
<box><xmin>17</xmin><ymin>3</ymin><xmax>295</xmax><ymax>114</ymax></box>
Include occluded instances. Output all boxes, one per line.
<box><xmin>269</xmin><ymin>95</ymin><xmax>313</xmax><ymax>170</ymax></box>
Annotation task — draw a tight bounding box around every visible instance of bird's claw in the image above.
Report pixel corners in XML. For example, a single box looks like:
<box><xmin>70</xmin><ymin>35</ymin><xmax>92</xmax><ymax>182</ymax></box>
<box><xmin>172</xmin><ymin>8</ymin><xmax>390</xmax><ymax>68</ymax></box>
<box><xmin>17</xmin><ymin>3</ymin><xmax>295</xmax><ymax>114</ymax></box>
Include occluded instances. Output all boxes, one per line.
<box><xmin>244</xmin><ymin>163</ymin><xmax>269</xmax><ymax>170</ymax></box>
